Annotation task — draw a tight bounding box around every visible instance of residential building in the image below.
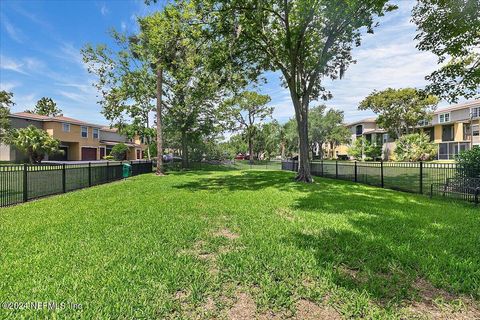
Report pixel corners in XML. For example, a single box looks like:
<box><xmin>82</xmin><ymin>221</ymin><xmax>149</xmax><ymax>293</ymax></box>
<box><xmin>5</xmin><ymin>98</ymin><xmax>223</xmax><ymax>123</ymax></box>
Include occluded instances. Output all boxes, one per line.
<box><xmin>334</xmin><ymin>117</ymin><xmax>395</xmax><ymax>160</ymax></box>
<box><xmin>418</xmin><ymin>100</ymin><xmax>480</xmax><ymax>160</ymax></box>
<box><xmin>0</xmin><ymin>112</ymin><xmax>147</xmax><ymax>162</ymax></box>
<box><xmin>331</xmin><ymin>99</ymin><xmax>480</xmax><ymax>161</ymax></box>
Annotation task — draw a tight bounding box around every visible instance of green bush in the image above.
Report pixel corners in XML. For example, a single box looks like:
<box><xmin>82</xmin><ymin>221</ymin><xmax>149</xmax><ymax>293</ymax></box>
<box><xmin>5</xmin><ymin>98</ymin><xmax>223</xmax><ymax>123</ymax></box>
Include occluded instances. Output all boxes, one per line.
<box><xmin>456</xmin><ymin>147</ymin><xmax>480</xmax><ymax>177</ymax></box>
<box><xmin>110</xmin><ymin>143</ymin><xmax>129</xmax><ymax>161</ymax></box>
<box><xmin>394</xmin><ymin>133</ymin><xmax>437</xmax><ymax>162</ymax></box>
<box><xmin>8</xmin><ymin>125</ymin><xmax>62</xmax><ymax>163</ymax></box>
<box><xmin>348</xmin><ymin>137</ymin><xmax>382</xmax><ymax>161</ymax></box>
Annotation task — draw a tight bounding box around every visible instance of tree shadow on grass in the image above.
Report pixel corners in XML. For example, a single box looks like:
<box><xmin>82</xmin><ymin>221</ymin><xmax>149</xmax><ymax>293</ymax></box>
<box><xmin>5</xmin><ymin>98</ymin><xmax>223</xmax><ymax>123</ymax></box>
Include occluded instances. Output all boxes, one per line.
<box><xmin>287</xmin><ymin>180</ymin><xmax>480</xmax><ymax>304</ymax></box>
<box><xmin>173</xmin><ymin>170</ymin><xmax>311</xmax><ymax>193</ymax></box>
<box><xmin>174</xmin><ymin>169</ymin><xmax>479</xmax><ymax>303</ymax></box>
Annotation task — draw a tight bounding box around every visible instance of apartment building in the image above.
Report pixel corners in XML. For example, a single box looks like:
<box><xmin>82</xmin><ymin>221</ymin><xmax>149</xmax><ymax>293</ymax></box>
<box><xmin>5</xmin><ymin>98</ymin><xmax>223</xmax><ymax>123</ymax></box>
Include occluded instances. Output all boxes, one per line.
<box><xmin>332</xmin><ymin>100</ymin><xmax>480</xmax><ymax>161</ymax></box>
<box><xmin>0</xmin><ymin>112</ymin><xmax>147</xmax><ymax>162</ymax></box>
<box><xmin>418</xmin><ymin>100</ymin><xmax>480</xmax><ymax>160</ymax></box>
<box><xmin>334</xmin><ymin>117</ymin><xmax>396</xmax><ymax>160</ymax></box>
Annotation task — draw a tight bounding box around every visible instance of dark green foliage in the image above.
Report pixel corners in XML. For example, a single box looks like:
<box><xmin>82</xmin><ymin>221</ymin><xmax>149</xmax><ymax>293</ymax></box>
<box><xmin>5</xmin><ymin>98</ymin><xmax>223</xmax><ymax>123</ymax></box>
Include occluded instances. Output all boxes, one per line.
<box><xmin>110</xmin><ymin>143</ymin><xmax>129</xmax><ymax>161</ymax></box>
<box><xmin>359</xmin><ymin>88</ymin><xmax>438</xmax><ymax>138</ymax></box>
<box><xmin>0</xmin><ymin>90</ymin><xmax>14</xmax><ymax>142</ymax></box>
<box><xmin>26</xmin><ymin>97</ymin><xmax>62</xmax><ymax>116</ymax></box>
<box><xmin>412</xmin><ymin>0</ymin><xmax>480</xmax><ymax>102</ymax></box>
<box><xmin>456</xmin><ymin>146</ymin><xmax>480</xmax><ymax>177</ymax></box>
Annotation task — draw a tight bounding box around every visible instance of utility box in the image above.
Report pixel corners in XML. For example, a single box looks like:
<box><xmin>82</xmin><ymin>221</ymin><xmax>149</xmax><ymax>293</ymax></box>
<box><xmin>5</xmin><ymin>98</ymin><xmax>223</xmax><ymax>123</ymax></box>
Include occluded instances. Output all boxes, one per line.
<box><xmin>122</xmin><ymin>163</ymin><xmax>132</xmax><ymax>178</ymax></box>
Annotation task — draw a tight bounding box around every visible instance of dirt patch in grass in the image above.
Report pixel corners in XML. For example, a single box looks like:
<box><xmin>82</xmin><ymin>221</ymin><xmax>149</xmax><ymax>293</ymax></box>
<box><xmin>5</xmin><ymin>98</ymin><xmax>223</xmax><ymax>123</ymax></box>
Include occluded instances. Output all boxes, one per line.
<box><xmin>294</xmin><ymin>299</ymin><xmax>342</xmax><ymax>320</ymax></box>
<box><xmin>227</xmin><ymin>292</ymin><xmax>257</xmax><ymax>320</ymax></box>
<box><xmin>405</xmin><ymin>279</ymin><xmax>480</xmax><ymax>319</ymax></box>
<box><xmin>213</xmin><ymin>228</ymin><xmax>239</xmax><ymax>240</ymax></box>
<box><xmin>276</xmin><ymin>207</ymin><xmax>296</xmax><ymax>222</ymax></box>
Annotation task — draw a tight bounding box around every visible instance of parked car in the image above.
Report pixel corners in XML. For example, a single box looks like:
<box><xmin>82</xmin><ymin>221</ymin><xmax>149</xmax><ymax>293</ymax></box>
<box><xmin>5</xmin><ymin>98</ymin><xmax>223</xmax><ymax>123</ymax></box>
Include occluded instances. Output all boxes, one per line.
<box><xmin>163</xmin><ymin>155</ymin><xmax>182</xmax><ymax>162</ymax></box>
<box><xmin>235</xmin><ymin>154</ymin><xmax>246</xmax><ymax>160</ymax></box>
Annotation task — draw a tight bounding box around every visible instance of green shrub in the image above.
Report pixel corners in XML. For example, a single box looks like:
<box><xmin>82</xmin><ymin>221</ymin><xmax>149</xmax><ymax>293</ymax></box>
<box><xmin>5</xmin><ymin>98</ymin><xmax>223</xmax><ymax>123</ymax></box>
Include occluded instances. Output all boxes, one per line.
<box><xmin>348</xmin><ymin>137</ymin><xmax>382</xmax><ymax>161</ymax></box>
<box><xmin>110</xmin><ymin>143</ymin><xmax>129</xmax><ymax>161</ymax></box>
<box><xmin>394</xmin><ymin>133</ymin><xmax>437</xmax><ymax>162</ymax></box>
<box><xmin>8</xmin><ymin>126</ymin><xmax>62</xmax><ymax>163</ymax></box>
<box><xmin>456</xmin><ymin>147</ymin><xmax>480</xmax><ymax>177</ymax></box>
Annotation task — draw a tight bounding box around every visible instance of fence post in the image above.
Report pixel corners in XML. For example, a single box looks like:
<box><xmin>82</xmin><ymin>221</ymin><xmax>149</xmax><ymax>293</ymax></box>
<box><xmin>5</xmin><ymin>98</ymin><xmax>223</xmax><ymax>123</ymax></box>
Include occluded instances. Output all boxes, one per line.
<box><xmin>88</xmin><ymin>162</ymin><xmax>92</xmax><ymax>186</ymax></box>
<box><xmin>380</xmin><ymin>160</ymin><xmax>384</xmax><ymax>188</ymax></box>
<box><xmin>106</xmin><ymin>161</ymin><xmax>109</xmax><ymax>181</ymax></box>
<box><xmin>419</xmin><ymin>161</ymin><xmax>423</xmax><ymax>194</ymax></box>
<box><xmin>62</xmin><ymin>163</ymin><xmax>66</xmax><ymax>193</ymax></box>
<box><xmin>335</xmin><ymin>160</ymin><xmax>338</xmax><ymax>179</ymax></box>
<box><xmin>321</xmin><ymin>160</ymin><xmax>324</xmax><ymax>176</ymax></box>
<box><xmin>354</xmin><ymin>161</ymin><xmax>357</xmax><ymax>182</ymax></box>
<box><xmin>23</xmin><ymin>163</ymin><xmax>28</xmax><ymax>202</ymax></box>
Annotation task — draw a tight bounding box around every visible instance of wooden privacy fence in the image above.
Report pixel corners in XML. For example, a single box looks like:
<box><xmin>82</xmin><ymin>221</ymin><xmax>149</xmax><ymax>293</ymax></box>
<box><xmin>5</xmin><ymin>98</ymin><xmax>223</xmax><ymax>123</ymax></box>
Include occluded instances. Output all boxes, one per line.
<box><xmin>0</xmin><ymin>160</ymin><xmax>153</xmax><ymax>208</ymax></box>
<box><xmin>282</xmin><ymin>160</ymin><xmax>480</xmax><ymax>204</ymax></box>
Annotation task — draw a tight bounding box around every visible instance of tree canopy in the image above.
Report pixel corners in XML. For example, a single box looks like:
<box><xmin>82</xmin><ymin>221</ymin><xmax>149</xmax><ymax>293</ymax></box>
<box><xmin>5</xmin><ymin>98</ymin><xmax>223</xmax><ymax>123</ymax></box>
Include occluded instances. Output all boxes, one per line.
<box><xmin>26</xmin><ymin>97</ymin><xmax>62</xmax><ymax>116</ymax></box>
<box><xmin>9</xmin><ymin>126</ymin><xmax>61</xmax><ymax>163</ymax></box>
<box><xmin>225</xmin><ymin>91</ymin><xmax>272</xmax><ymax>163</ymax></box>
<box><xmin>309</xmin><ymin>105</ymin><xmax>350</xmax><ymax>159</ymax></box>
<box><xmin>0</xmin><ymin>90</ymin><xmax>14</xmax><ymax>142</ymax></box>
<box><xmin>199</xmin><ymin>0</ymin><xmax>397</xmax><ymax>181</ymax></box>
<box><xmin>412</xmin><ymin>0</ymin><xmax>480</xmax><ymax>102</ymax></box>
<box><xmin>359</xmin><ymin>88</ymin><xmax>439</xmax><ymax>138</ymax></box>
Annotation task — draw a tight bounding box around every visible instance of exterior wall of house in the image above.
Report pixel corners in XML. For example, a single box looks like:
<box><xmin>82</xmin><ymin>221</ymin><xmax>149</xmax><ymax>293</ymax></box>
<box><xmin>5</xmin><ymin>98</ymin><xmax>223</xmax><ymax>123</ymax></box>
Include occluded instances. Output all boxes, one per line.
<box><xmin>2</xmin><ymin>114</ymin><xmax>147</xmax><ymax>162</ymax></box>
<box><xmin>43</xmin><ymin>121</ymin><xmax>103</xmax><ymax>161</ymax></box>
<box><xmin>2</xmin><ymin>117</ymin><xmax>44</xmax><ymax>162</ymax></box>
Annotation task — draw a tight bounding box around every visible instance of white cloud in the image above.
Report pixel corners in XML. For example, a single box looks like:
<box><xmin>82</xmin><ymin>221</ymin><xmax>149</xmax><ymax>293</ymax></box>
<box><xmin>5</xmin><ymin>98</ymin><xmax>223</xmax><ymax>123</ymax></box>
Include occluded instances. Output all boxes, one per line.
<box><xmin>58</xmin><ymin>90</ymin><xmax>88</xmax><ymax>103</ymax></box>
<box><xmin>1</xmin><ymin>14</ymin><xmax>24</xmax><ymax>43</ymax></box>
<box><xmin>58</xmin><ymin>42</ymin><xmax>84</xmax><ymax>67</ymax></box>
<box><xmin>0</xmin><ymin>55</ymin><xmax>29</xmax><ymax>74</ymax></box>
<box><xmin>100</xmin><ymin>3</ymin><xmax>109</xmax><ymax>16</ymax></box>
<box><xmin>121</xmin><ymin>21</ymin><xmax>127</xmax><ymax>31</ymax></box>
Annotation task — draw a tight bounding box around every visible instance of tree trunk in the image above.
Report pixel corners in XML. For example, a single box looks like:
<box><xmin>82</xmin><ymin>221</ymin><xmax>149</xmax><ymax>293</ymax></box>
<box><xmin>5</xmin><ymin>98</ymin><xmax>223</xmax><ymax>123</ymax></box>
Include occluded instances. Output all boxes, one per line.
<box><xmin>296</xmin><ymin>116</ymin><xmax>312</xmax><ymax>182</ymax></box>
<box><xmin>155</xmin><ymin>66</ymin><xmax>164</xmax><ymax>175</ymax></box>
<box><xmin>181</xmin><ymin>131</ymin><xmax>189</xmax><ymax>169</ymax></box>
<box><xmin>248</xmin><ymin>136</ymin><xmax>254</xmax><ymax>165</ymax></box>
<box><xmin>289</xmin><ymin>91</ymin><xmax>312</xmax><ymax>182</ymax></box>
<box><xmin>281</xmin><ymin>142</ymin><xmax>285</xmax><ymax>159</ymax></box>
<box><xmin>146</xmin><ymin>117</ymin><xmax>151</xmax><ymax>160</ymax></box>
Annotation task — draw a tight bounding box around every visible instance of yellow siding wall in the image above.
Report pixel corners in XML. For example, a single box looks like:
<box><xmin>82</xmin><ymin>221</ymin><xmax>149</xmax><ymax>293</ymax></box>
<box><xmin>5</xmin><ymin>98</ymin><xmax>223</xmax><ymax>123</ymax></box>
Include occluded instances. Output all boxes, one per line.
<box><xmin>43</xmin><ymin>122</ymin><xmax>102</xmax><ymax>160</ymax></box>
<box><xmin>454</xmin><ymin>123</ymin><xmax>463</xmax><ymax>141</ymax></box>
<box><xmin>434</xmin><ymin>125</ymin><xmax>443</xmax><ymax>143</ymax></box>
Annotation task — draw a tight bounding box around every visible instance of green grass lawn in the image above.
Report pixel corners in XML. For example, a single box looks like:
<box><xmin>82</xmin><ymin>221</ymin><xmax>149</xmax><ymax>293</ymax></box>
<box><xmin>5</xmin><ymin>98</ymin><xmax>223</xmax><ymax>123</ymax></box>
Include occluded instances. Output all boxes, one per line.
<box><xmin>1</xmin><ymin>169</ymin><xmax>479</xmax><ymax>319</ymax></box>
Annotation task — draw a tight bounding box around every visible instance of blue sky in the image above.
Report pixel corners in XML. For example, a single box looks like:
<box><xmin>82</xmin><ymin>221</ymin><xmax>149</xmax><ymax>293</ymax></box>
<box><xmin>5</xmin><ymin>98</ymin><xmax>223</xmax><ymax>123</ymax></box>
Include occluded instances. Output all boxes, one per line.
<box><xmin>0</xmin><ymin>0</ymin><xmax>453</xmax><ymax>126</ymax></box>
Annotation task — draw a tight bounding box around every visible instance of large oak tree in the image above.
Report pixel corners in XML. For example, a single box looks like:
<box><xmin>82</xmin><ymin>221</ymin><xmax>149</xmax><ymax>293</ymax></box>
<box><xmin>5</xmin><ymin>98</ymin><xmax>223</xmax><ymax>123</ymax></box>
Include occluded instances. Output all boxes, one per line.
<box><xmin>200</xmin><ymin>0</ymin><xmax>397</xmax><ymax>182</ymax></box>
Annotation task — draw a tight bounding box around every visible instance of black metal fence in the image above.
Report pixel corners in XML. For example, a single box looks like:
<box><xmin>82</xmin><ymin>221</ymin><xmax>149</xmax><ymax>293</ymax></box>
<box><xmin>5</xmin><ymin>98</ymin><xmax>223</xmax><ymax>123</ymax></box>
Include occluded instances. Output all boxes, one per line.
<box><xmin>0</xmin><ymin>160</ymin><xmax>153</xmax><ymax>208</ymax></box>
<box><xmin>282</xmin><ymin>160</ymin><xmax>480</xmax><ymax>204</ymax></box>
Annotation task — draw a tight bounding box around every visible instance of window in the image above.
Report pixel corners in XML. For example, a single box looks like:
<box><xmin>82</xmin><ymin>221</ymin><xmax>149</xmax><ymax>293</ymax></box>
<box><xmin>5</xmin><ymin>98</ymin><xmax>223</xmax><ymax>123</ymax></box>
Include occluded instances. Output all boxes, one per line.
<box><xmin>439</xmin><ymin>113</ymin><xmax>450</xmax><ymax>123</ymax></box>
<box><xmin>355</xmin><ymin>125</ymin><xmax>363</xmax><ymax>135</ymax></box>
<box><xmin>418</xmin><ymin>119</ymin><xmax>431</xmax><ymax>126</ymax></box>
<box><xmin>442</xmin><ymin>124</ymin><xmax>454</xmax><ymax>141</ymax></box>
<box><xmin>473</xmin><ymin>124</ymin><xmax>479</xmax><ymax>137</ymax></box>
<box><xmin>93</xmin><ymin>128</ymin><xmax>99</xmax><ymax>139</ymax></box>
<box><xmin>382</xmin><ymin>134</ymin><xmax>388</xmax><ymax>143</ymax></box>
<box><xmin>470</xmin><ymin>107</ymin><xmax>479</xmax><ymax>118</ymax></box>
<box><xmin>81</xmin><ymin>126</ymin><xmax>88</xmax><ymax>138</ymax></box>
<box><xmin>62</xmin><ymin>123</ymin><xmax>70</xmax><ymax>132</ymax></box>
<box><xmin>464</xmin><ymin>124</ymin><xmax>471</xmax><ymax>140</ymax></box>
